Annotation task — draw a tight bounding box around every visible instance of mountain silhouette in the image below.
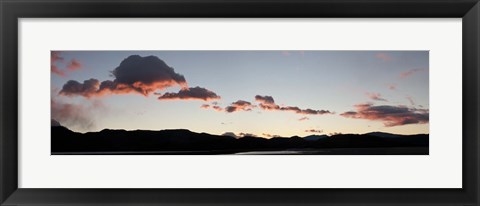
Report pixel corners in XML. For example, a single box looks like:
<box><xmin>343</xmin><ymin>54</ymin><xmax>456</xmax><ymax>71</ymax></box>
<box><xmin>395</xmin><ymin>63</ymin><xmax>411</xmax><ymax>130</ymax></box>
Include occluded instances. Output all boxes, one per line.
<box><xmin>303</xmin><ymin>135</ymin><xmax>329</xmax><ymax>141</ymax></box>
<box><xmin>51</xmin><ymin>124</ymin><xmax>428</xmax><ymax>155</ymax></box>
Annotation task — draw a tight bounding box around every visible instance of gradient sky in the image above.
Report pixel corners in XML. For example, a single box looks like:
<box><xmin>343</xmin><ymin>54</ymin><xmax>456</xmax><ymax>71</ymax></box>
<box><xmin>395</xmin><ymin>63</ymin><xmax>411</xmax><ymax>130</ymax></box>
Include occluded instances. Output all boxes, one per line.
<box><xmin>51</xmin><ymin>51</ymin><xmax>429</xmax><ymax>137</ymax></box>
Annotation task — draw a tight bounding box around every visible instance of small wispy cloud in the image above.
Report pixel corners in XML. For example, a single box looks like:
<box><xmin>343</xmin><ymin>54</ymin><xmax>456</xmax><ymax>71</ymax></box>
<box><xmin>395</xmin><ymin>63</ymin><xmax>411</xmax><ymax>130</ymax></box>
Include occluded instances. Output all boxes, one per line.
<box><xmin>375</xmin><ymin>52</ymin><xmax>393</xmax><ymax>62</ymax></box>
<box><xmin>305</xmin><ymin>129</ymin><xmax>323</xmax><ymax>133</ymax></box>
<box><xmin>400</xmin><ymin>68</ymin><xmax>425</xmax><ymax>78</ymax></box>
<box><xmin>365</xmin><ymin>92</ymin><xmax>387</xmax><ymax>101</ymax></box>
<box><xmin>298</xmin><ymin>117</ymin><xmax>309</xmax><ymax>121</ymax></box>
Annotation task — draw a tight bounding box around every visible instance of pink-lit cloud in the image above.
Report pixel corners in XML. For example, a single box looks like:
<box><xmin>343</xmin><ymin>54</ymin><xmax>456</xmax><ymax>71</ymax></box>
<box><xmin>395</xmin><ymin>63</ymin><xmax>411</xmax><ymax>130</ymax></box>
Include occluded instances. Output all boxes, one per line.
<box><xmin>388</xmin><ymin>84</ymin><xmax>397</xmax><ymax>90</ymax></box>
<box><xmin>66</xmin><ymin>59</ymin><xmax>82</xmax><ymax>71</ymax></box>
<box><xmin>59</xmin><ymin>78</ymin><xmax>101</xmax><ymax>98</ymax></box>
<box><xmin>400</xmin><ymin>68</ymin><xmax>424</xmax><ymax>78</ymax></box>
<box><xmin>158</xmin><ymin>87</ymin><xmax>220</xmax><ymax>101</ymax></box>
<box><xmin>365</xmin><ymin>92</ymin><xmax>387</xmax><ymax>101</ymax></box>
<box><xmin>340</xmin><ymin>103</ymin><xmax>429</xmax><ymax>127</ymax></box>
<box><xmin>59</xmin><ymin>55</ymin><xmax>220</xmax><ymax>100</ymax></box>
<box><xmin>51</xmin><ymin>51</ymin><xmax>65</xmax><ymax>77</ymax></box>
<box><xmin>200</xmin><ymin>104</ymin><xmax>224</xmax><ymax>112</ymax></box>
<box><xmin>255</xmin><ymin>95</ymin><xmax>332</xmax><ymax>115</ymax></box>
<box><xmin>225</xmin><ymin>100</ymin><xmax>255</xmax><ymax>113</ymax></box>
<box><xmin>52</xmin><ymin>52</ymin><xmax>83</xmax><ymax>76</ymax></box>
<box><xmin>375</xmin><ymin>52</ymin><xmax>393</xmax><ymax>62</ymax></box>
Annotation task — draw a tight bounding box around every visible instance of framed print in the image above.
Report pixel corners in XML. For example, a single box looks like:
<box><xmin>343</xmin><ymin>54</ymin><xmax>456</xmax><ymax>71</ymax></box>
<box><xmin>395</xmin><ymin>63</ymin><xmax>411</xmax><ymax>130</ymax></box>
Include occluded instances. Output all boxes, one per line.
<box><xmin>1</xmin><ymin>0</ymin><xmax>479</xmax><ymax>205</ymax></box>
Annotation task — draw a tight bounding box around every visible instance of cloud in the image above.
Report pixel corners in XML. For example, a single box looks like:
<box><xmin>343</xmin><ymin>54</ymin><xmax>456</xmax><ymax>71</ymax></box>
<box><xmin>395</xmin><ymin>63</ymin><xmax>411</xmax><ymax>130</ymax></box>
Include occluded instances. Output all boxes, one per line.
<box><xmin>51</xmin><ymin>98</ymin><xmax>98</xmax><ymax>131</ymax></box>
<box><xmin>222</xmin><ymin>132</ymin><xmax>259</xmax><ymax>138</ymax></box>
<box><xmin>406</xmin><ymin>96</ymin><xmax>415</xmax><ymax>105</ymax></box>
<box><xmin>59</xmin><ymin>78</ymin><xmax>150</xmax><ymax>98</ymax></box>
<box><xmin>280</xmin><ymin>106</ymin><xmax>331</xmax><ymax>115</ymax></box>
<box><xmin>400</xmin><ymin>68</ymin><xmax>424</xmax><ymax>78</ymax></box>
<box><xmin>328</xmin><ymin>132</ymin><xmax>342</xmax><ymax>136</ymax></box>
<box><xmin>255</xmin><ymin>95</ymin><xmax>275</xmax><ymax>105</ymax></box>
<box><xmin>262</xmin><ymin>133</ymin><xmax>281</xmax><ymax>138</ymax></box>
<box><xmin>201</xmin><ymin>100</ymin><xmax>255</xmax><ymax>113</ymax></box>
<box><xmin>222</xmin><ymin>132</ymin><xmax>239</xmax><ymax>138</ymax></box>
<box><xmin>255</xmin><ymin>95</ymin><xmax>332</xmax><ymax>115</ymax></box>
<box><xmin>67</xmin><ymin>59</ymin><xmax>82</xmax><ymax>71</ymax></box>
<box><xmin>108</xmin><ymin>55</ymin><xmax>187</xmax><ymax>95</ymax></box>
<box><xmin>255</xmin><ymin>95</ymin><xmax>280</xmax><ymax>110</ymax></box>
<box><xmin>212</xmin><ymin>105</ymin><xmax>223</xmax><ymax>111</ymax></box>
<box><xmin>59</xmin><ymin>55</ymin><xmax>219</xmax><ymax>100</ymax></box>
<box><xmin>51</xmin><ymin>51</ymin><xmax>65</xmax><ymax>77</ymax></box>
<box><xmin>238</xmin><ymin>132</ymin><xmax>257</xmax><ymax>137</ymax></box>
<box><xmin>158</xmin><ymin>86</ymin><xmax>220</xmax><ymax>101</ymax></box>
<box><xmin>388</xmin><ymin>84</ymin><xmax>397</xmax><ymax>90</ymax></box>
<box><xmin>298</xmin><ymin>117</ymin><xmax>309</xmax><ymax>121</ymax></box>
<box><xmin>51</xmin><ymin>52</ymin><xmax>82</xmax><ymax>76</ymax></box>
<box><xmin>60</xmin><ymin>55</ymin><xmax>190</xmax><ymax>97</ymax></box>
<box><xmin>366</xmin><ymin>92</ymin><xmax>387</xmax><ymax>101</ymax></box>
<box><xmin>305</xmin><ymin>129</ymin><xmax>323</xmax><ymax>133</ymax></box>
<box><xmin>225</xmin><ymin>100</ymin><xmax>255</xmax><ymax>113</ymax></box>
<box><xmin>200</xmin><ymin>104</ymin><xmax>223</xmax><ymax>111</ymax></box>
<box><xmin>340</xmin><ymin>103</ymin><xmax>429</xmax><ymax>127</ymax></box>
<box><xmin>375</xmin><ymin>52</ymin><xmax>393</xmax><ymax>62</ymax></box>
<box><xmin>97</xmin><ymin>80</ymin><xmax>138</xmax><ymax>95</ymax></box>
<box><xmin>59</xmin><ymin>78</ymin><xmax>101</xmax><ymax>98</ymax></box>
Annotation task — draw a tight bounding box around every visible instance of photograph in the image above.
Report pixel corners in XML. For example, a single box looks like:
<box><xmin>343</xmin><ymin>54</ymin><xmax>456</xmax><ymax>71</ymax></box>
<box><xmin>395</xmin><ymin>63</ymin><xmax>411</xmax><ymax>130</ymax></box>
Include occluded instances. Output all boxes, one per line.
<box><xmin>51</xmin><ymin>50</ymin><xmax>429</xmax><ymax>155</ymax></box>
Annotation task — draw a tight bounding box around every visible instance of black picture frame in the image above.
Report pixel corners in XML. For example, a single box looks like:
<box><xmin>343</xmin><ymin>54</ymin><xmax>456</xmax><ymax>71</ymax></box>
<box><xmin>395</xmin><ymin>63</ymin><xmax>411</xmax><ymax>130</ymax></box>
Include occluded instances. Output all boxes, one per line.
<box><xmin>1</xmin><ymin>0</ymin><xmax>479</xmax><ymax>205</ymax></box>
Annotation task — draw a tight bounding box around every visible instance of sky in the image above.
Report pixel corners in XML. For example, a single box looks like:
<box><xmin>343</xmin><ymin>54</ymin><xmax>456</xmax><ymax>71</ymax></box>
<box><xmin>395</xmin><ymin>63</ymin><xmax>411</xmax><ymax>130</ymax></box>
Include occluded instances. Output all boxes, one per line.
<box><xmin>51</xmin><ymin>51</ymin><xmax>429</xmax><ymax>137</ymax></box>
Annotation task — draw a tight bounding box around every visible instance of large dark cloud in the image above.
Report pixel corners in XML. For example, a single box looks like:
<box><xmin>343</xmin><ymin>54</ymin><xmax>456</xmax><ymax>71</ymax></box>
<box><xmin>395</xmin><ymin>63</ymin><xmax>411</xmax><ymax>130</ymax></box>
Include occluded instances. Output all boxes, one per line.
<box><xmin>158</xmin><ymin>86</ymin><xmax>220</xmax><ymax>101</ymax></box>
<box><xmin>59</xmin><ymin>55</ymin><xmax>219</xmax><ymax>100</ymax></box>
<box><xmin>340</xmin><ymin>103</ymin><xmax>429</xmax><ymax>127</ymax></box>
<box><xmin>59</xmin><ymin>55</ymin><xmax>187</xmax><ymax>97</ymax></box>
<box><xmin>110</xmin><ymin>55</ymin><xmax>187</xmax><ymax>95</ymax></box>
<box><xmin>255</xmin><ymin>95</ymin><xmax>332</xmax><ymax>115</ymax></box>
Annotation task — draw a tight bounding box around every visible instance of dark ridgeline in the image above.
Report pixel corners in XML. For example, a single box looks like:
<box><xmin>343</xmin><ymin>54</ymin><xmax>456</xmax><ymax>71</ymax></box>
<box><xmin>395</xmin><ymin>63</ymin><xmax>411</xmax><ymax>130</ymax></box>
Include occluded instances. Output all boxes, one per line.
<box><xmin>51</xmin><ymin>122</ymin><xmax>428</xmax><ymax>155</ymax></box>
